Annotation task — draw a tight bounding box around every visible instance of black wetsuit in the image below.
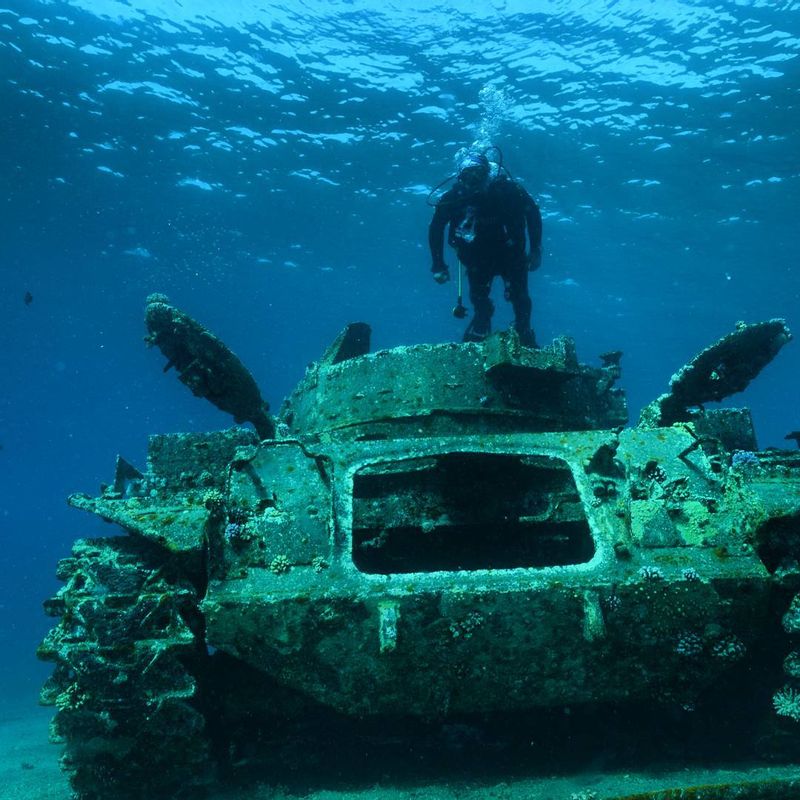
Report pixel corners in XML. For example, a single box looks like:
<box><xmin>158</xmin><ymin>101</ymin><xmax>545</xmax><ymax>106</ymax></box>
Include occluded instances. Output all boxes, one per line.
<box><xmin>428</xmin><ymin>174</ymin><xmax>542</xmax><ymax>344</ymax></box>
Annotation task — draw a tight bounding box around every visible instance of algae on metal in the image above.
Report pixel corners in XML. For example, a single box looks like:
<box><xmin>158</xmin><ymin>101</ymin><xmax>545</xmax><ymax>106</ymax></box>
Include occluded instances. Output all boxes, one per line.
<box><xmin>38</xmin><ymin>298</ymin><xmax>800</xmax><ymax>799</ymax></box>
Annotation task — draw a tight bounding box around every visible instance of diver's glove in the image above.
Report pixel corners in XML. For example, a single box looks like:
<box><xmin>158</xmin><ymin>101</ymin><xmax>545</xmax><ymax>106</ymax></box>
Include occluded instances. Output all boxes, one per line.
<box><xmin>527</xmin><ymin>246</ymin><xmax>542</xmax><ymax>272</ymax></box>
<box><xmin>432</xmin><ymin>267</ymin><xmax>450</xmax><ymax>284</ymax></box>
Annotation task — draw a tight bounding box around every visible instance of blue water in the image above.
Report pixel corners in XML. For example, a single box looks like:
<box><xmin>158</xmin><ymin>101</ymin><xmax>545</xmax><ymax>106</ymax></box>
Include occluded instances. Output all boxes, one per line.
<box><xmin>1</xmin><ymin>0</ymin><xmax>799</xmax><ymax>726</ymax></box>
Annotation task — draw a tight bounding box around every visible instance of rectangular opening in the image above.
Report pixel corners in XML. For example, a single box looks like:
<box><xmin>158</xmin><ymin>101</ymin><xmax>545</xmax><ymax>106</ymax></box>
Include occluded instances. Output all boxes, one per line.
<box><xmin>352</xmin><ymin>453</ymin><xmax>594</xmax><ymax>574</ymax></box>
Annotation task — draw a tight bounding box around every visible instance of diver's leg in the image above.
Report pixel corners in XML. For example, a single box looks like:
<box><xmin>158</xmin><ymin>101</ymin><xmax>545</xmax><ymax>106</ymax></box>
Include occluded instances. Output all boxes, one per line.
<box><xmin>504</xmin><ymin>257</ymin><xmax>536</xmax><ymax>347</ymax></box>
<box><xmin>464</xmin><ymin>263</ymin><xmax>494</xmax><ymax>342</ymax></box>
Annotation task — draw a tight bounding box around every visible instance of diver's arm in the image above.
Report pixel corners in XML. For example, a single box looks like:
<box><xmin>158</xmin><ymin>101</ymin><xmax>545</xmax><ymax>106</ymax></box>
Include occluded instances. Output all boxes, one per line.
<box><xmin>428</xmin><ymin>202</ymin><xmax>450</xmax><ymax>274</ymax></box>
<box><xmin>522</xmin><ymin>188</ymin><xmax>543</xmax><ymax>270</ymax></box>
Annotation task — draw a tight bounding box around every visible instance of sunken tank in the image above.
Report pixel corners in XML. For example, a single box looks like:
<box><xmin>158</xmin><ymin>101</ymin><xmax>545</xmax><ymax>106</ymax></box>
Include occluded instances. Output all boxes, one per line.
<box><xmin>38</xmin><ymin>295</ymin><xmax>800</xmax><ymax>800</ymax></box>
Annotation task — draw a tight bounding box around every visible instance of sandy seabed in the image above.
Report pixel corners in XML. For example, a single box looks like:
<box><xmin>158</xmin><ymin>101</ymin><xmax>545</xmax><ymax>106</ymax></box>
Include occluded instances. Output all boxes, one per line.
<box><xmin>4</xmin><ymin>706</ymin><xmax>800</xmax><ymax>800</ymax></box>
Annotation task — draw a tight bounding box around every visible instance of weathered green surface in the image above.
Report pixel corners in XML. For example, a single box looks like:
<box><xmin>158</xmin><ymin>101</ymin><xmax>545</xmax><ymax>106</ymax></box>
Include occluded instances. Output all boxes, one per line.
<box><xmin>281</xmin><ymin>332</ymin><xmax>627</xmax><ymax>437</ymax></box>
<box><xmin>201</xmin><ymin>426</ymin><xmax>781</xmax><ymax>717</ymax></box>
<box><xmin>39</xmin><ymin>302</ymin><xmax>800</xmax><ymax>799</ymax></box>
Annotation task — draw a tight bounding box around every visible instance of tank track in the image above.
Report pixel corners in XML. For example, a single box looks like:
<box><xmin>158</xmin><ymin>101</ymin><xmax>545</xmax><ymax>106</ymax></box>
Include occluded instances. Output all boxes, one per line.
<box><xmin>37</xmin><ymin>536</ymin><xmax>213</xmax><ymax>800</ymax></box>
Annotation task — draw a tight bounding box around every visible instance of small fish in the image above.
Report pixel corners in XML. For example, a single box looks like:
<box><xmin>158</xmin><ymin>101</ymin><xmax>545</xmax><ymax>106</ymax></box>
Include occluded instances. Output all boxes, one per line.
<box><xmin>24</xmin><ymin>291</ymin><xmax>33</xmax><ymax>306</ymax></box>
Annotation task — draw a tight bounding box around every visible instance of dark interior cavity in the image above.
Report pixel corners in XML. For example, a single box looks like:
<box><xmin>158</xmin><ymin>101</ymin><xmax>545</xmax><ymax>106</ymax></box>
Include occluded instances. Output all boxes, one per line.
<box><xmin>352</xmin><ymin>453</ymin><xmax>594</xmax><ymax>574</ymax></box>
<box><xmin>755</xmin><ymin>513</ymin><xmax>800</xmax><ymax>574</ymax></box>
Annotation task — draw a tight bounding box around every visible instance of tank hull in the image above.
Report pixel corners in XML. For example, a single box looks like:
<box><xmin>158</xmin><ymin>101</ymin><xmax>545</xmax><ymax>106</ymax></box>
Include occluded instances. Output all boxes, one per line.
<box><xmin>38</xmin><ymin>308</ymin><xmax>800</xmax><ymax>799</ymax></box>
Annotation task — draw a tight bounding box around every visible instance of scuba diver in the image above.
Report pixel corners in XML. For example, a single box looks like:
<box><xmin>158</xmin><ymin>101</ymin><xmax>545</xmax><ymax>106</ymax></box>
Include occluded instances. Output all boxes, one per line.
<box><xmin>428</xmin><ymin>148</ymin><xmax>542</xmax><ymax>346</ymax></box>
